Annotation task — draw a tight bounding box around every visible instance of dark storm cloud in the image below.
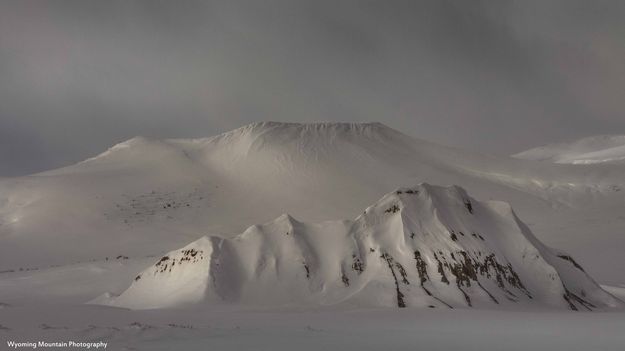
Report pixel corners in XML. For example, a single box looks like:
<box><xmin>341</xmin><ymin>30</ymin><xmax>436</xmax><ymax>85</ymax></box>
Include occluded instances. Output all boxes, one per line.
<box><xmin>1</xmin><ymin>0</ymin><xmax>624</xmax><ymax>176</ymax></box>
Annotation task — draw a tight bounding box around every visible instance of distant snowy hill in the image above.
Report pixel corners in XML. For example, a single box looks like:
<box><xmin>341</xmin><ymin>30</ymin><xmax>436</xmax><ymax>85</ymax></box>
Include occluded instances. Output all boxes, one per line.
<box><xmin>1</xmin><ymin>122</ymin><xmax>624</xmax><ymax>283</ymax></box>
<box><xmin>513</xmin><ymin>135</ymin><xmax>625</xmax><ymax>164</ymax></box>
<box><xmin>98</xmin><ymin>184</ymin><xmax>622</xmax><ymax>310</ymax></box>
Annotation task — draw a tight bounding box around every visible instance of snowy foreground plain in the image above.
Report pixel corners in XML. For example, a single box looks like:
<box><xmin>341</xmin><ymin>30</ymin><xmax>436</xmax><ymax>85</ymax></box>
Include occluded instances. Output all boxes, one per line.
<box><xmin>3</xmin><ymin>302</ymin><xmax>625</xmax><ymax>351</ymax></box>
<box><xmin>1</xmin><ymin>250</ymin><xmax>625</xmax><ymax>350</ymax></box>
<box><xmin>2</xmin><ymin>122</ymin><xmax>625</xmax><ymax>350</ymax></box>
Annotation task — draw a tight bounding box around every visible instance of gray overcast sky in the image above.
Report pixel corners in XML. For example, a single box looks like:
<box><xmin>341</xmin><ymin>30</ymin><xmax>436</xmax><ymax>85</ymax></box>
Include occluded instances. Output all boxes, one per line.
<box><xmin>1</xmin><ymin>0</ymin><xmax>625</xmax><ymax>176</ymax></box>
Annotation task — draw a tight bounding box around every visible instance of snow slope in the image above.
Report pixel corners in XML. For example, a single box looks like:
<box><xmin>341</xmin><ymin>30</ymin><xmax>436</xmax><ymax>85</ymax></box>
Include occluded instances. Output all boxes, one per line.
<box><xmin>1</xmin><ymin>122</ymin><xmax>624</xmax><ymax>283</ymax></box>
<box><xmin>513</xmin><ymin>135</ymin><xmax>625</xmax><ymax>164</ymax></box>
<box><xmin>99</xmin><ymin>184</ymin><xmax>622</xmax><ymax>311</ymax></box>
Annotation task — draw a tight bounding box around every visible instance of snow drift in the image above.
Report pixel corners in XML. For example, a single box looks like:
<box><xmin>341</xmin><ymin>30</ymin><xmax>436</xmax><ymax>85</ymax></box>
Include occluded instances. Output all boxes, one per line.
<box><xmin>514</xmin><ymin>135</ymin><xmax>625</xmax><ymax>164</ymax></box>
<box><xmin>99</xmin><ymin>184</ymin><xmax>622</xmax><ymax>310</ymax></box>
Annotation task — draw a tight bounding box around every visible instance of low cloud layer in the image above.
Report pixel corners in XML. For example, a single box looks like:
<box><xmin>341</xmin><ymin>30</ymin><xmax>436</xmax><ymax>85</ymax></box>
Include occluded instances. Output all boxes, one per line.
<box><xmin>1</xmin><ymin>0</ymin><xmax>624</xmax><ymax>176</ymax></box>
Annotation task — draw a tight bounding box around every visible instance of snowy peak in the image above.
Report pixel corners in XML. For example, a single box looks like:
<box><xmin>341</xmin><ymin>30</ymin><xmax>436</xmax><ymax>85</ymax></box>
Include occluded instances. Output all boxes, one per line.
<box><xmin>513</xmin><ymin>135</ymin><xmax>625</xmax><ymax>164</ymax></box>
<box><xmin>99</xmin><ymin>184</ymin><xmax>622</xmax><ymax>310</ymax></box>
<box><xmin>200</xmin><ymin>121</ymin><xmax>413</xmax><ymax>159</ymax></box>
<box><xmin>61</xmin><ymin>122</ymin><xmax>414</xmax><ymax>172</ymax></box>
<box><xmin>228</xmin><ymin>121</ymin><xmax>389</xmax><ymax>133</ymax></box>
<box><xmin>106</xmin><ymin>122</ymin><xmax>399</xmax><ymax>153</ymax></box>
<box><xmin>220</xmin><ymin>121</ymin><xmax>396</xmax><ymax>140</ymax></box>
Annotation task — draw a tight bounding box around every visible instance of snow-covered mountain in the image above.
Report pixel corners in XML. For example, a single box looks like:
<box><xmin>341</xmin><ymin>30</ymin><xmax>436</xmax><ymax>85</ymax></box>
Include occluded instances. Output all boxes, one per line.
<box><xmin>1</xmin><ymin>122</ymin><xmax>624</xmax><ymax>283</ymax></box>
<box><xmin>513</xmin><ymin>135</ymin><xmax>625</xmax><ymax>164</ymax></box>
<box><xmin>98</xmin><ymin>184</ymin><xmax>622</xmax><ymax>310</ymax></box>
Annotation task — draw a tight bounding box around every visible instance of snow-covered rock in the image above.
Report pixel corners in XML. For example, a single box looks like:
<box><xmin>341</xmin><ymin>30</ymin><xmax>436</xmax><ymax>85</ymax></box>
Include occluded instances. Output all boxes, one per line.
<box><xmin>100</xmin><ymin>184</ymin><xmax>622</xmax><ymax>310</ymax></box>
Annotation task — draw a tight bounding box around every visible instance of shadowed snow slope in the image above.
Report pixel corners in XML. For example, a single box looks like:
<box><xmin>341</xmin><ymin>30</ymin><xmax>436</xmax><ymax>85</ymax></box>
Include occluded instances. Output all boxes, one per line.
<box><xmin>1</xmin><ymin>122</ymin><xmax>625</xmax><ymax>282</ymax></box>
<box><xmin>513</xmin><ymin>135</ymin><xmax>625</xmax><ymax>164</ymax></box>
<box><xmin>99</xmin><ymin>184</ymin><xmax>622</xmax><ymax>311</ymax></box>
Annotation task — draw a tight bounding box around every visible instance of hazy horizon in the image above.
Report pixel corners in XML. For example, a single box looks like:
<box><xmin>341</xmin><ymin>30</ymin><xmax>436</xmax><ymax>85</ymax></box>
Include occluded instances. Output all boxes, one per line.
<box><xmin>2</xmin><ymin>0</ymin><xmax>625</xmax><ymax>176</ymax></box>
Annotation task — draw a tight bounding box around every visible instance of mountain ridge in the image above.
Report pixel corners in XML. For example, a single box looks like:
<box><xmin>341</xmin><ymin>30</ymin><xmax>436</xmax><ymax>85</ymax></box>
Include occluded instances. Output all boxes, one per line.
<box><xmin>97</xmin><ymin>183</ymin><xmax>622</xmax><ymax>311</ymax></box>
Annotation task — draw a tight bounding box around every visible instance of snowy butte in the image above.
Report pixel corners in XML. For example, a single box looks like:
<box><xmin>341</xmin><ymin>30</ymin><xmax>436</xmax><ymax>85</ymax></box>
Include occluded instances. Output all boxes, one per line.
<box><xmin>98</xmin><ymin>183</ymin><xmax>622</xmax><ymax>311</ymax></box>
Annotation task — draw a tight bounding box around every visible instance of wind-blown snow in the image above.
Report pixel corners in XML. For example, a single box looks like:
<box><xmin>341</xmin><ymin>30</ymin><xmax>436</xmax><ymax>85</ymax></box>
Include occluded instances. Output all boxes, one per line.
<box><xmin>513</xmin><ymin>135</ymin><xmax>625</xmax><ymax>164</ymax></box>
<box><xmin>99</xmin><ymin>184</ymin><xmax>622</xmax><ymax>311</ymax></box>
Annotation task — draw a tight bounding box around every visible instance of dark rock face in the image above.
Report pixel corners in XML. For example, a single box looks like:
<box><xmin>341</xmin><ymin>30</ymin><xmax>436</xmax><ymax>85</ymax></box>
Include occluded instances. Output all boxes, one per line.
<box><xmin>352</xmin><ymin>255</ymin><xmax>364</xmax><ymax>274</ymax></box>
<box><xmin>464</xmin><ymin>199</ymin><xmax>473</xmax><ymax>214</ymax></box>
<box><xmin>341</xmin><ymin>272</ymin><xmax>350</xmax><ymax>286</ymax></box>
<box><xmin>154</xmin><ymin>250</ymin><xmax>205</xmax><ymax>274</ymax></box>
<box><xmin>380</xmin><ymin>253</ymin><xmax>407</xmax><ymax>308</ymax></box>
<box><xmin>373</xmin><ymin>245</ymin><xmax>534</xmax><ymax>309</ymax></box>
<box><xmin>563</xmin><ymin>288</ymin><xmax>596</xmax><ymax>311</ymax></box>
<box><xmin>557</xmin><ymin>255</ymin><xmax>585</xmax><ymax>272</ymax></box>
<box><xmin>434</xmin><ymin>250</ymin><xmax>532</xmax><ymax>300</ymax></box>
<box><xmin>384</xmin><ymin>204</ymin><xmax>400</xmax><ymax>214</ymax></box>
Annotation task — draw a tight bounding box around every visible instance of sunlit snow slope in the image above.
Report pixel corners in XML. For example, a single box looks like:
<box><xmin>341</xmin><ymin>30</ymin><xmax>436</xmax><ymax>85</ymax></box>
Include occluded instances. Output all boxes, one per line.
<box><xmin>99</xmin><ymin>184</ymin><xmax>622</xmax><ymax>310</ymax></box>
<box><xmin>514</xmin><ymin>135</ymin><xmax>625</xmax><ymax>164</ymax></box>
<box><xmin>1</xmin><ymin>122</ymin><xmax>624</xmax><ymax>282</ymax></box>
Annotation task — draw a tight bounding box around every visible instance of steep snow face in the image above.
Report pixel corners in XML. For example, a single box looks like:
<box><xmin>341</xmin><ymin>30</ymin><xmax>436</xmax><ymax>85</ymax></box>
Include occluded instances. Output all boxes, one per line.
<box><xmin>101</xmin><ymin>184</ymin><xmax>622</xmax><ymax>310</ymax></box>
<box><xmin>514</xmin><ymin>135</ymin><xmax>625</xmax><ymax>164</ymax></box>
<box><xmin>89</xmin><ymin>237</ymin><xmax>214</xmax><ymax>308</ymax></box>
